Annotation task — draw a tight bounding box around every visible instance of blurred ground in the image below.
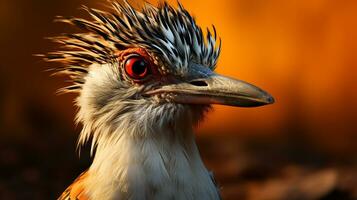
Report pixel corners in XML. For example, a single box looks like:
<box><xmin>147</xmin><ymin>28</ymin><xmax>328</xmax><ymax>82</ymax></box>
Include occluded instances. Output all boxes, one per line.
<box><xmin>0</xmin><ymin>0</ymin><xmax>356</xmax><ymax>199</ymax></box>
<box><xmin>199</xmin><ymin>136</ymin><xmax>357</xmax><ymax>200</ymax></box>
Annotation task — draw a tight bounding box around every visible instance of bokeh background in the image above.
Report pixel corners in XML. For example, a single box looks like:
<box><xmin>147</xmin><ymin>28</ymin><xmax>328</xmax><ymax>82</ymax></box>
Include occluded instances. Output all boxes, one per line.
<box><xmin>0</xmin><ymin>0</ymin><xmax>356</xmax><ymax>199</ymax></box>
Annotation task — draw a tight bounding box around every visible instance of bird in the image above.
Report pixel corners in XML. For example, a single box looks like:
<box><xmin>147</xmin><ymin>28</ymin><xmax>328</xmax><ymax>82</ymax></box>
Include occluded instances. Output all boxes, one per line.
<box><xmin>45</xmin><ymin>1</ymin><xmax>274</xmax><ymax>200</ymax></box>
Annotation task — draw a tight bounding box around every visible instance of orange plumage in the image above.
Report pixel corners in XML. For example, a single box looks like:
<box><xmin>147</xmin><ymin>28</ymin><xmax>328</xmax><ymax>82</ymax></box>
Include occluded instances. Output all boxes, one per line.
<box><xmin>58</xmin><ymin>172</ymin><xmax>89</xmax><ymax>200</ymax></box>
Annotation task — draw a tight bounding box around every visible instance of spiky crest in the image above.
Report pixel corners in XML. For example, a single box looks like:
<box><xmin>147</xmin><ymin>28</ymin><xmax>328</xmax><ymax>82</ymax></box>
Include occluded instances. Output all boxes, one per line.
<box><xmin>44</xmin><ymin>1</ymin><xmax>221</xmax><ymax>93</ymax></box>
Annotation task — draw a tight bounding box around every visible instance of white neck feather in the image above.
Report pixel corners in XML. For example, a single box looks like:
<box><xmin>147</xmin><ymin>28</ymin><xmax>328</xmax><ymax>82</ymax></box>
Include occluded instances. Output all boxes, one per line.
<box><xmin>83</xmin><ymin>122</ymin><xmax>220</xmax><ymax>200</ymax></box>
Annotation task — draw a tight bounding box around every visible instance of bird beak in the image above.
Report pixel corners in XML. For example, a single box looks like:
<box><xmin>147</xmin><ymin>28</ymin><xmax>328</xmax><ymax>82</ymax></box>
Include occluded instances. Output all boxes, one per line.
<box><xmin>146</xmin><ymin>73</ymin><xmax>274</xmax><ymax>107</ymax></box>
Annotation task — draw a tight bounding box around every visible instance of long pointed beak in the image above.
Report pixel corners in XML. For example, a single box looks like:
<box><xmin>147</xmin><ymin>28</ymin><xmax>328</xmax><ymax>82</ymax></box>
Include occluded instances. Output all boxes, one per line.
<box><xmin>146</xmin><ymin>73</ymin><xmax>274</xmax><ymax>107</ymax></box>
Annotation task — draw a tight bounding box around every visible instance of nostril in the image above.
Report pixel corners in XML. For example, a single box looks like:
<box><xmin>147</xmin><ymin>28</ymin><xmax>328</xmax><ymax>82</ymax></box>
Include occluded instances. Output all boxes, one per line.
<box><xmin>189</xmin><ymin>80</ymin><xmax>208</xmax><ymax>87</ymax></box>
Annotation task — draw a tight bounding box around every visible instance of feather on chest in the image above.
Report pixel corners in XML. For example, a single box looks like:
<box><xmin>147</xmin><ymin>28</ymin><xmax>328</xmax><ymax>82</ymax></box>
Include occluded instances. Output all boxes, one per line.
<box><xmin>80</xmin><ymin>131</ymin><xmax>220</xmax><ymax>200</ymax></box>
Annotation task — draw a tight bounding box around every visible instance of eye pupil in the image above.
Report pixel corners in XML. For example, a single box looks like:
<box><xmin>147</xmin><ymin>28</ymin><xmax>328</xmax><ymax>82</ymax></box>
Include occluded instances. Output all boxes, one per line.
<box><xmin>132</xmin><ymin>60</ymin><xmax>147</xmax><ymax>76</ymax></box>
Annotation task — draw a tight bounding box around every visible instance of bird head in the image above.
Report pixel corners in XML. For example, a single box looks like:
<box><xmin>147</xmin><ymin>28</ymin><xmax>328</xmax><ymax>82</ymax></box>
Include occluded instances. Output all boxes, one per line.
<box><xmin>46</xmin><ymin>1</ymin><xmax>274</xmax><ymax>147</ymax></box>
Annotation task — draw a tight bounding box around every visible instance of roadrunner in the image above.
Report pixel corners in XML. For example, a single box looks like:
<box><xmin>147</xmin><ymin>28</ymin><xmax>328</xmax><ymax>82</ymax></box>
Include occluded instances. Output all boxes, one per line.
<box><xmin>46</xmin><ymin>1</ymin><xmax>274</xmax><ymax>199</ymax></box>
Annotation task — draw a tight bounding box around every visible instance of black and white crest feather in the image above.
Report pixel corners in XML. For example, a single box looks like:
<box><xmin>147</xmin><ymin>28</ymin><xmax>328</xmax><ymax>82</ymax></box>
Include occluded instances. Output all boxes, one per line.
<box><xmin>45</xmin><ymin>1</ymin><xmax>221</xmax><ymax>93</ymax></box>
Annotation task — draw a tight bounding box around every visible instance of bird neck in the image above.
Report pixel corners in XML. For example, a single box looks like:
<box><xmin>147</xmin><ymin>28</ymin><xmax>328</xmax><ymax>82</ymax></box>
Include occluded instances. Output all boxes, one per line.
<box><xmin>83</xmin><ymin>120</ymin><xmax>219</xmax><ymax>200</ymax></box>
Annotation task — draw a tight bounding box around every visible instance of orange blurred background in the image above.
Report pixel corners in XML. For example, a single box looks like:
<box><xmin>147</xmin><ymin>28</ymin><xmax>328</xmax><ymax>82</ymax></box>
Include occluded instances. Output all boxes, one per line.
<box><xmin>0</xmin><ymin>0</ymin><xmax>356</xmax><ymax>199</ymax></box>
<box><xmin>176</xmin><ymin>0</ymin><xmax>357</xmax><ymax>153</ymax></box>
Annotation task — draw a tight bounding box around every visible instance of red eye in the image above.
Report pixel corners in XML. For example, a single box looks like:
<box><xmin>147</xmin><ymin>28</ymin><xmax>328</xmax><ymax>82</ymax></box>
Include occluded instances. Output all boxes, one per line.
<box><xmin>124</xmin><ymin>56</ymin><xmax>150</xmax><ymax>80</ymax></box>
